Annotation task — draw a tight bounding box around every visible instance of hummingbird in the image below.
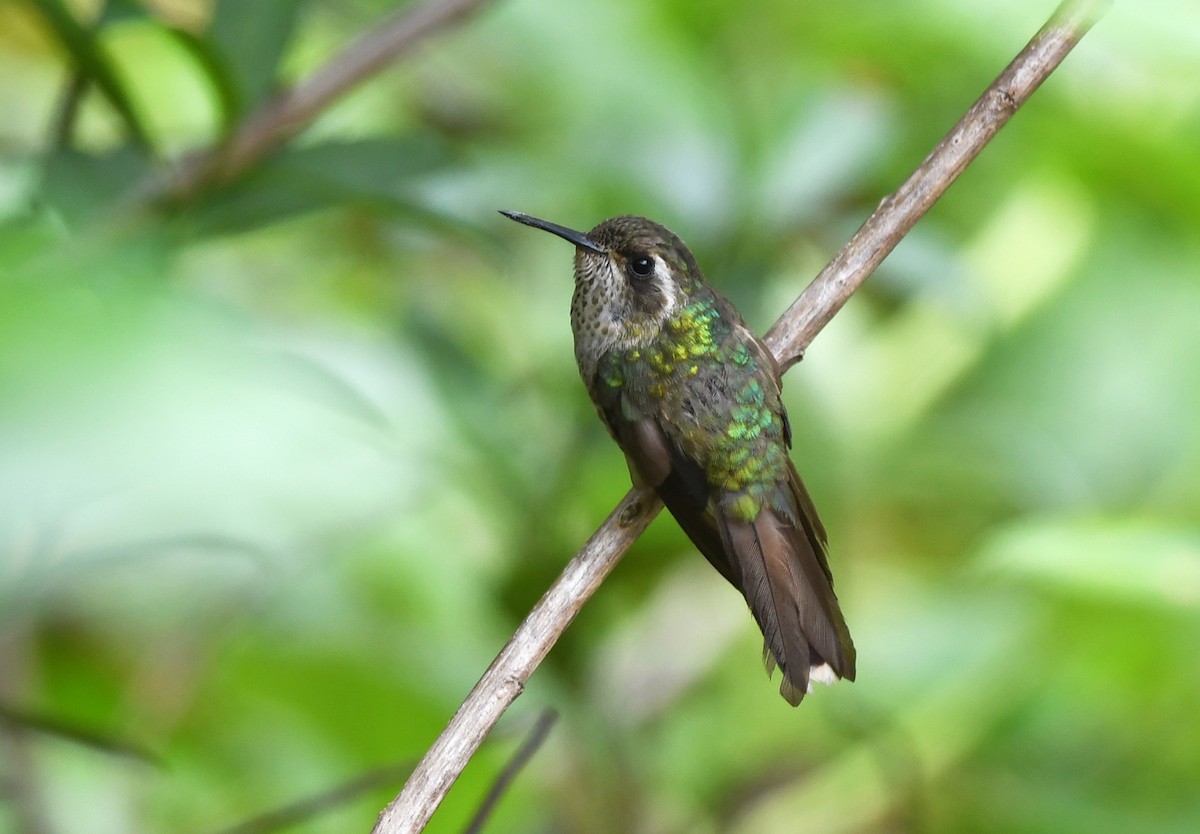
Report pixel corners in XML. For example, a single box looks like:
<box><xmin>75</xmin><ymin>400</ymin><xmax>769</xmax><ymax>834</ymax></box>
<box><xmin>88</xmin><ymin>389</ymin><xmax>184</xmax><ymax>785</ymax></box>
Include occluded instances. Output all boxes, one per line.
<box><xmin>502</xmin><ymin>210</ymin><xmax>855</xmax><ymax>705</ymax></box>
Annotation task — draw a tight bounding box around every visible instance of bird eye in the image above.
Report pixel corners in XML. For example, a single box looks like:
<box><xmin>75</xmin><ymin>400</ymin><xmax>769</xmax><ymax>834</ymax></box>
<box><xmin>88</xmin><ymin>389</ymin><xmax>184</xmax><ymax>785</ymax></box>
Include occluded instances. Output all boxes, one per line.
<box><xmin>629</xmin><ymin>256</ymin><xmax>654</xmax><ymax>278</ymax></box>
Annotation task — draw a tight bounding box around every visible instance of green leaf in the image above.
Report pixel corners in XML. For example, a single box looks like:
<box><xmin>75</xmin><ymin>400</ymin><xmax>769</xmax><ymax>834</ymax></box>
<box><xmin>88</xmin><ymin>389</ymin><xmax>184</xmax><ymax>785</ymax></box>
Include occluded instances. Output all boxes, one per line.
<box><xmin>206</xmin><ymin>0</ymin><xmax>309</xmax><ymax>119</ymax></box>
<box><xmin>38</xmin><ymin>146</ymin><xmax>151</xmax><ymax>228</ymax></box>
<box><xmin>29</xmin><ymin>0</ymin><xmax>152</xmax><ymax>150</ymax></box>
<box><xmin>274</xmin><ymin>136</ymin><xmax>454</xmax><ymax>206</ymax></box>
<box><xmin>164</xmin><ymin>26</ymin><xmax>243</xmax><ymax>136</ymax></box>
<box><xmin>173</xmin><ymin>136</ymin><xmax>453</xmax><ymax>236</ymax></box>
<box><xmin>96</xmin><ymin>0</ymin><xmax>149</xmax><ymax>26</ymax></box>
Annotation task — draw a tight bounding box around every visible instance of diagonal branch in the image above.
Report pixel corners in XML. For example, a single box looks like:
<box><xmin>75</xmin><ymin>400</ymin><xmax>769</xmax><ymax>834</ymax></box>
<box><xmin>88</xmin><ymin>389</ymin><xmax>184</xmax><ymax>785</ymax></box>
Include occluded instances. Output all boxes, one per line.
<box><xmin>371</xmin><ymin>2</ymin><xmax>1108</xmax><ymax>832</ymax></box>
<box><xmin>764</xmin><ymin>0</ymin><xmax>1109</xmax><ymax>371</ymax></box>
<box><xmin>373</xmin><ymin>490</ymin><xmax>660</xmax><ymax>834</ymax></box>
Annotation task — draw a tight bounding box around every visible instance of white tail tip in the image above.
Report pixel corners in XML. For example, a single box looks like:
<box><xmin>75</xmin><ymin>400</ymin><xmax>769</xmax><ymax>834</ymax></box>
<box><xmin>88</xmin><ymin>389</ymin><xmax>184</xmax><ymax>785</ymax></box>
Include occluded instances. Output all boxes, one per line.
<box><xmin>806</xmin><ymin>662</ymin><xmax>838</xmax><ymax>692</ymax></box>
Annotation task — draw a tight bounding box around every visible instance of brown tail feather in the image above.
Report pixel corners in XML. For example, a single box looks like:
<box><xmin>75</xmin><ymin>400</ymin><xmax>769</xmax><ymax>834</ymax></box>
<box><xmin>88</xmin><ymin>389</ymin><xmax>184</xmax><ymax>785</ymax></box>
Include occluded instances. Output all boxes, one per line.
<box><xmin>719</xmin><ymin>493</ymin><xmax>855</xmax><ymax>705</ymax></box>
<box><xmin>650</xmin><ymin>434</ymin><xmax>855</xmax><ymax>705</ymax></box>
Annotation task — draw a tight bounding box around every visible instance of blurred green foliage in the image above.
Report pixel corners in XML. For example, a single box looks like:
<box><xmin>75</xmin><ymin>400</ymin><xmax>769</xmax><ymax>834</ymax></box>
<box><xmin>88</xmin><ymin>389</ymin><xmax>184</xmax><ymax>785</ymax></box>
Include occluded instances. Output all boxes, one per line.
<box><xmin>1</xmin><ymin>1</ymin><xmax>1199</xmax><ymax>832</ymax></box>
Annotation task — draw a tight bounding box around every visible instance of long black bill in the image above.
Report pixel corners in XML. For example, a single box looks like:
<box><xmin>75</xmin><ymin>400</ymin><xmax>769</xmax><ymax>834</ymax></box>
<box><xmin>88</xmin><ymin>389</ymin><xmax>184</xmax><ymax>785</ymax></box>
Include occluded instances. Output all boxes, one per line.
<box><xmin>500</xmin><ymin>210</ymin><xmax>607</xmax><ymax>254</ymax></box>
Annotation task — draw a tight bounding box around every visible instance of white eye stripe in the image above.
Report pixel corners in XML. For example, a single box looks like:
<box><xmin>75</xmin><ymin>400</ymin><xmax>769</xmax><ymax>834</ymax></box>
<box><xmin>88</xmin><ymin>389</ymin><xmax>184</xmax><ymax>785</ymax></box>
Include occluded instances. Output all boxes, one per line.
<box><xmin>654</xmin><ymin>254</ymin><xmax>683</xmax><ymax>318</ymax></box>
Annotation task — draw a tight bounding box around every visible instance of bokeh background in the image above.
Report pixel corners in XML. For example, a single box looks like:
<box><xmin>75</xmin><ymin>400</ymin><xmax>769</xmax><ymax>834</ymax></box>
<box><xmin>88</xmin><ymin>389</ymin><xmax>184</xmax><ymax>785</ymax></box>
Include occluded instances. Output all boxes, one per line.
<box><xmin>2</xmin><ymin>0</ymin><xmax>1198</xmax><ymax>832</ymax></box>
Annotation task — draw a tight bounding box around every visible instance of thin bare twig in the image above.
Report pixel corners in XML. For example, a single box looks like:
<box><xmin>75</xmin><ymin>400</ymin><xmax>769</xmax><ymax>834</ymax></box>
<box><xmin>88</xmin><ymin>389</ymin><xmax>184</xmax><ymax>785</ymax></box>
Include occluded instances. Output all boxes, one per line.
<box><xmin>0</xmin><ymin>702</ymin><xmax>161</xmax><ymax>765</ymax></box>
<box><xmin>462</xmin><ymin>709</ymin><xmax>558</xmax><ymax>834</ymax></box>
<box><xmin>146</xmin><ymin>0</ymin><xmax>496</xmax><ymax>203</ymax></box>
<box><xmin>372</xmin><ymin>2</ymin><xmax>1107</xmax><ymax>832</ymax></box>
<box><xmin>205</xmin><ymin>761</ymin><xmax>415</xmax><ymax>834</ymax></box>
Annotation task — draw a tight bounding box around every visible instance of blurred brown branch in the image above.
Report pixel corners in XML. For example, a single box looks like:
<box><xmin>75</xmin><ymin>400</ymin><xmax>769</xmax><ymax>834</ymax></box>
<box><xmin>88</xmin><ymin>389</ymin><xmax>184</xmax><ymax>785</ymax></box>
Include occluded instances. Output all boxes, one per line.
<box><xmin>143</xmin><ymin>0</ymin><xmax>496</xmax><ymax>204</ymax></box>
<box><xmin>370</xmin><ymin>1</ymin><xmax>1107</xmax><ymax>832</ymax></box>
<box><xmin>0</xmin><ymin>701</ymin><xmax>161</xmax><ymax>765</ymax></box>
<box><xmin>205</xmin><ymin>761</ymin><xmax>415</xmax><ymax>834</ymax></box>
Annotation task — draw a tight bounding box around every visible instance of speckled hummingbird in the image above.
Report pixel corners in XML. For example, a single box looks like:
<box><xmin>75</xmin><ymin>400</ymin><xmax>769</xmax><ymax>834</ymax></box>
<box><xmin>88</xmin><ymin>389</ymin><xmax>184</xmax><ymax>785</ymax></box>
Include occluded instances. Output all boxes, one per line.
<box><xmin>502</xmin><ymin>211</ymin><xmax>855</xmax><ymax>705</ymax></box>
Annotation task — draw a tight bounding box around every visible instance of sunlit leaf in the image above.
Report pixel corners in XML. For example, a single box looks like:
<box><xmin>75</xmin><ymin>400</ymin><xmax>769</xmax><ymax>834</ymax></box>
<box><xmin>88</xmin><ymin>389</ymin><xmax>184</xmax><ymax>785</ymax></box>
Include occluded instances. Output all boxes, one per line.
<box><xmin>976</xmin><ymin>518</ymin><xmax>1200</xmax><ymax>610</ymax></box>
<box><xmin>165</xmin><ymin>26</ymin><xmax>243</xmax><ymax>136</ymax></box>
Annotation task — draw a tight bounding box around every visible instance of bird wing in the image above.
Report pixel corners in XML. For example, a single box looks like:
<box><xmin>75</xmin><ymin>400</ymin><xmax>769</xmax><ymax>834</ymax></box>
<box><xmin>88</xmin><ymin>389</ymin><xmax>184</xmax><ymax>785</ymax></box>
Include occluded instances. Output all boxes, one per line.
<box><xmin>591</xmin><ymin>355</ymin><xmax>854</xmax><ymax>705</ymax></box>
<box><xmin>591</xmin><ymin>372</ymin><xmax>741</xmax><ymax>586</ymax></box>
